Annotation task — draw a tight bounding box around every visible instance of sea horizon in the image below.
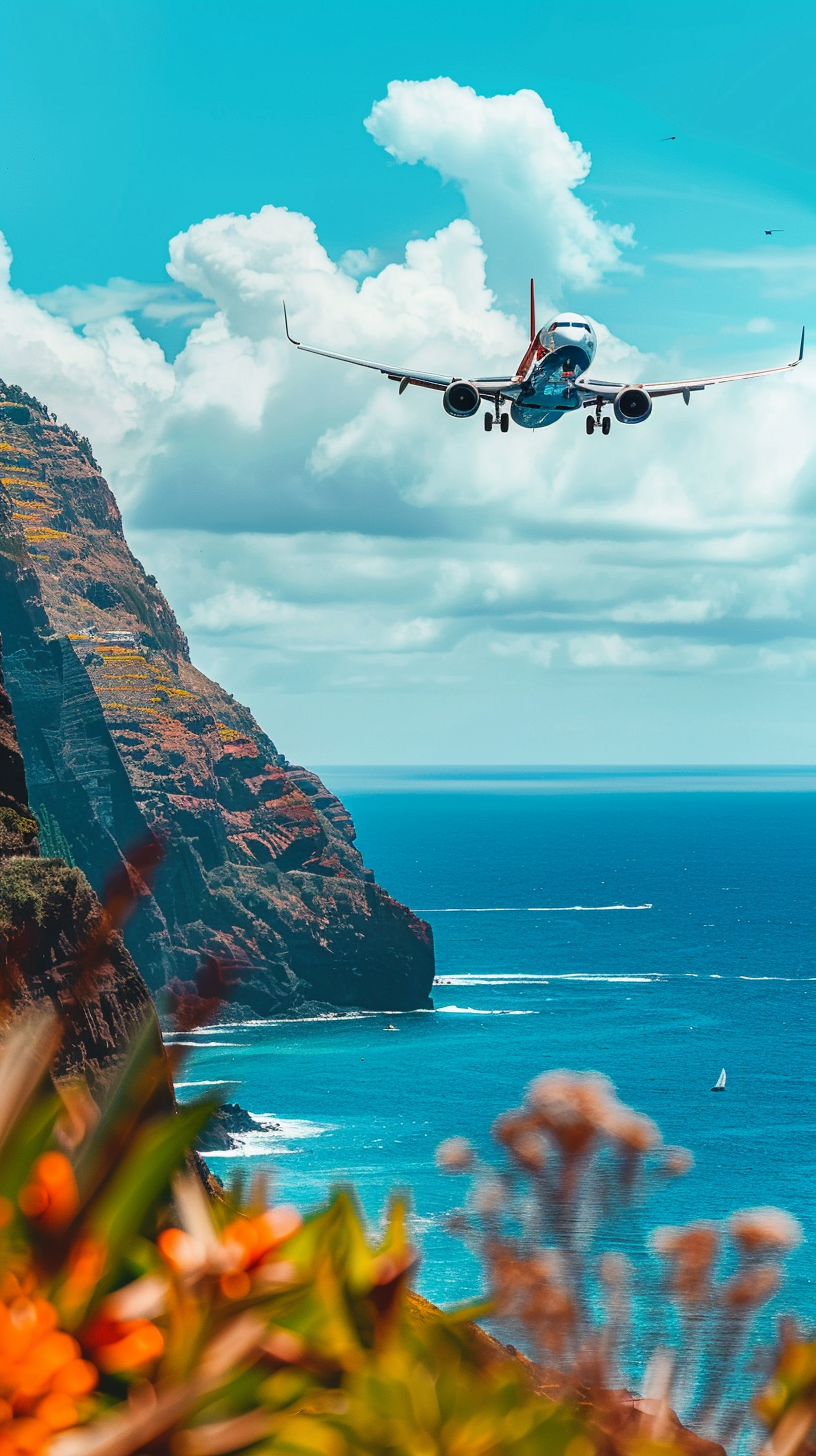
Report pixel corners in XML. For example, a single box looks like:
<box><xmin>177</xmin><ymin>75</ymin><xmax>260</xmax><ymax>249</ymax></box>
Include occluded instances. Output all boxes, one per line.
<box><xmin>313</xmin><ymin>763</ymin><xmax>816</xmax><ymax>794</ymax></box>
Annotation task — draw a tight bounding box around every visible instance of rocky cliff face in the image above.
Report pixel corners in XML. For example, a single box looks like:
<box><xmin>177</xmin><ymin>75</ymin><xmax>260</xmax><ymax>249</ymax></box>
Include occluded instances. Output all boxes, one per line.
<box><xmin>0</xmin><ymin>385</ymin><xmax>434</xmax><ymax>1013</ymax></box>
<box><xmin>0</xmin><ymin>633</ymin><xmax>156</xmax><ymax>1079</ymax></box>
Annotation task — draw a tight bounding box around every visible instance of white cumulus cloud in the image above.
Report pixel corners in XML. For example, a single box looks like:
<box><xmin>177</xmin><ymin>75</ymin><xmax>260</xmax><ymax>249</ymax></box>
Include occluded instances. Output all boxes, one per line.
<box><xmin>0</xmin><ymin>76</ymin><xmax>814</xmax><ymax>765</ymax></box>
<box><xmin>364</xmin><ymin>79</ymin><xmax>635</xmax><ymax>304</ymax></box>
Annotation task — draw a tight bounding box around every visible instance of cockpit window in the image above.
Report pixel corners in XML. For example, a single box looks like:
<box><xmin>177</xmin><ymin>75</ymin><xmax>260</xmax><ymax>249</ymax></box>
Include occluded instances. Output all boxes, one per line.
<box><xmin>551</xmin><ymin>321</ymin><xmax>589</xmax><ymax>330</ymax></box>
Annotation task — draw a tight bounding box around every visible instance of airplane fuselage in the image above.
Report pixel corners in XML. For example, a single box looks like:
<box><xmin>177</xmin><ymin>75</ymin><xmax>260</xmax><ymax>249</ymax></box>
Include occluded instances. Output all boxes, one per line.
<box><xmin>511</xmin><ymin>314</ymin><xmax>597</xmax><ymax>429</ymax></box>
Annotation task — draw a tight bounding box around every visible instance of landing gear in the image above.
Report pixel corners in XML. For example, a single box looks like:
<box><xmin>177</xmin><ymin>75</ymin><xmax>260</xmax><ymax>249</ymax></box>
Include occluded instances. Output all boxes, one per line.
<box><xmin>500</xmin><ymin>412</ymin><xmax>510</xmax><ymax>433</ymax></box>
<box><xmin>484</xmin><ymin>413</ymin><xmax>493</xmax><ymax>432</ymax></box>
<box><xmin>587</xmin><ymin>408</ymin><xmax>611</xmax><ymax>436</ymax></box>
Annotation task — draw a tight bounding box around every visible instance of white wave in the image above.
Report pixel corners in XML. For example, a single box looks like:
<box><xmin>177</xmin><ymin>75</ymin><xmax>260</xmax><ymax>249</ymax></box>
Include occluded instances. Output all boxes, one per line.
<box><xmin>436</xmin><ymin>1005</ymin><xmax>536</xmax><ymax>1015</ymax></box>
<box><xmin>166</xmin><ymin>1040</ymin><xmax>249</xmax><ymax>1048</ymax></box>
<box><xmin>164</xmin><ymin>1026</ymin><xmax>240</xmax><ymax>1035</ymax></box>
<box><xmin>436</xmin><ymin>975</ymin><xmax>656</xmax><ymax>985</ymax></box>
<box><xmin>547</xmin><ymin>975</ymin><xmax>656</xmax><ymax>983</ymax></box>
<box><xmin>435</xmin><ymin>976</ymin><xmax>550</xmax><ymax>985</ymax></box>
<box><xmin>254</xmin><ymin>1114</ymin><xmax>335</xmax><ymax>1139</ymax></box>
<box><xmin>175</xmin><ymin>1079</ymin><xmax>234</xmax><ymax>1088</ymax></box>
<box><xmin>206</xmin><ymin>1113</ymin><xmax>335</xmax><ymax>1159</ymax></box>
<box><xmin>421</xmin><ymin>904</ymin><xmax>652</xmax><ymax>913</ymax></box>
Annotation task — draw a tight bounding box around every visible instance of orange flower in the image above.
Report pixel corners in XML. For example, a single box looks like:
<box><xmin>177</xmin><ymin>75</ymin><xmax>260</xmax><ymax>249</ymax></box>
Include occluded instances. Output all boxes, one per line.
<box><xmin>0</xmin><ymin>1292</ymin><xmax>97</xmax><ymax>1454</ymax></box>
<box><xmin>157</xmin><ymin>1227</ymin><xmax>206</xmax><ymax>1275</ymax></box>
<box><xmin>90</xmin><ymin>1319</ymin><xmax>164</xmax><ymax>1375</ymax></box>
<box><xmin>222</xmin><ymin>1206</ymin><xmax>302</xmax><ymax>1272</ymax></box>
<box><xmin>158</xmin><ymin>1204</ymin><xmax>302</xmax><ymax>1287</ymax></box>
<box><xmin>17</xmin><ymin>1154</ymin><xmax>79</xmax><ymax>1233</ymax></box>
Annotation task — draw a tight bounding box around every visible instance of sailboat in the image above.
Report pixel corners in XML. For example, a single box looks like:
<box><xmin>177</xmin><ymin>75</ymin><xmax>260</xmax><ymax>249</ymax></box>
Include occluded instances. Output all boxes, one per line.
<box><xmin>711</xmin><ymin>1068</ymin><xmax>726</xmax><ymax>1092</ymax></box>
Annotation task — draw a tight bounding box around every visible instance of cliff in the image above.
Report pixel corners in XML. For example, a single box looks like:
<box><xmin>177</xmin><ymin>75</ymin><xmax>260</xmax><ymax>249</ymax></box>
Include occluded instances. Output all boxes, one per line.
<box><xmin>0</xmin><ymin>634</ymin><xmax>156</xmax><ymax>1079</ymax></box>
<box><xmin>0</xmin><ymin>384</ymin><xmax>434</xmax><ymax>1013</ymax></box>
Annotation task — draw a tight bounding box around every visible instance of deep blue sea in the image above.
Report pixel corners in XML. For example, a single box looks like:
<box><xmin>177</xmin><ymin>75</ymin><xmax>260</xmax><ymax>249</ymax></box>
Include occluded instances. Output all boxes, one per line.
<box><xmin>173</xmin><ymin>767</ymin><xmax>815</xmax><ymax>1326</ymax></box>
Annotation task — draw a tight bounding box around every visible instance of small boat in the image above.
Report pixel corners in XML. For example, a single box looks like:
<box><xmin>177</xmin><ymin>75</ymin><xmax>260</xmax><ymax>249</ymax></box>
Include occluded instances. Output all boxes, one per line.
<box><xmin>383</xmin><ymin>1022</ymin><xmax>399</xmax><ymax>1032</ymax></box>
<box><xmin>711</xmin><ymin>1068</ymin><xmax>726</xmax><ymax>1092</ymax></box>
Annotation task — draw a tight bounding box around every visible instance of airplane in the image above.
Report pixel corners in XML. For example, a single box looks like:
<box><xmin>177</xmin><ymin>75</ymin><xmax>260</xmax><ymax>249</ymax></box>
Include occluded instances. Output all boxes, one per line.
<box><xmin>283</xmin><ymin>282</ymin><xmax>805</xmax><ymax>437</ymax></box>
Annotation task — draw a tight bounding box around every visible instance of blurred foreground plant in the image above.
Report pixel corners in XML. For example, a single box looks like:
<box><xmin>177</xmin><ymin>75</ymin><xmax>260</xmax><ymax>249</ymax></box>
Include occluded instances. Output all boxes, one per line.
<box><xmin>0</xmin><ymin>1018</ymin><xmax>812</xmax><ymax>1456</ymax></box>
<box><xmin>437</xmin><ymin>1070</ymin><xmax>813</xmax><ymax>1453</ymax></box>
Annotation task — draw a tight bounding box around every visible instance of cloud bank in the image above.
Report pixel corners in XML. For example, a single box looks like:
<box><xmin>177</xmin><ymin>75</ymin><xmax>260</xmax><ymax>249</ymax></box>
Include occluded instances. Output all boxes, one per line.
<box><xmin>0</xmin><ymin>77</ymin><xmax>814</xmax><ymax>759</ymax></box>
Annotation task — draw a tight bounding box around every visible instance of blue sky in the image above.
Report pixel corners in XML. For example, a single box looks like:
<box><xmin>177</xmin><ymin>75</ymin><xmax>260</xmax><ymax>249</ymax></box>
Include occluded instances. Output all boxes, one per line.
<box><xmin>1</xmin><ymin>1</ymin><xmax>814</xmax><ymax>763</ymax></box>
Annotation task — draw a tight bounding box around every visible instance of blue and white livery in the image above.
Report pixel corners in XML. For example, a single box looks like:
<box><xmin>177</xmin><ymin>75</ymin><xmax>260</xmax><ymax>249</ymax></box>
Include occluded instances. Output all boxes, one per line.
<box><xmin>283</xmin><ymin>281</ymin><xmax>804</xmax><ymax>437</ymax></box>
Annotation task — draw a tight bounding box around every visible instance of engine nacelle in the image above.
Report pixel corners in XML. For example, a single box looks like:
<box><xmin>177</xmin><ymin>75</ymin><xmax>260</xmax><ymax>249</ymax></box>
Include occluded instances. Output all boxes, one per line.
<box><xmin>443</xmin><ymin>380</ymin><xmax>481</xmax><ymax>418</ymax></box>
<box><xmin>614</xmin><ymin>386</ymin><xmax>653</xmax><ymax>424</ymax></box>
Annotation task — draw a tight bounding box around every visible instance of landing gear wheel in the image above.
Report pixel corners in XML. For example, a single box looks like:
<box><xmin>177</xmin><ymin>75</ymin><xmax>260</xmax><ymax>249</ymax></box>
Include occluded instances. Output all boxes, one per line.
<box><xmin>586</xmin><ymin>416</ymin><xmax>595</xmax><ymax>435</ymax></box>
<box><xmin>484</xmin><ymin>413</ymin><xmax>493</xmax><ymax>432</ymax></box>
<box><xmin>601</xmin><ymin>416</ymin><xmax>611</xmax><ymax>435</ymax></box>
<box><xmin>500</xmin><ymin>412</ymin><xmax>510</xmax><ymax>433</ymax></box>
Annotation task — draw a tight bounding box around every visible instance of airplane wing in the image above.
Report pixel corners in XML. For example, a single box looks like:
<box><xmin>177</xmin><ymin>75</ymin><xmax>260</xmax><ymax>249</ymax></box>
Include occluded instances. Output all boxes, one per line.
<box><xmin>578</xmin><ymin>328</ymin><xmax>805</xmax><ymax>403</ymax></box>
<box><xmin>283</xmin><ymin>303</ymin><xmax>519</xmax><ymax>398</ymax></box>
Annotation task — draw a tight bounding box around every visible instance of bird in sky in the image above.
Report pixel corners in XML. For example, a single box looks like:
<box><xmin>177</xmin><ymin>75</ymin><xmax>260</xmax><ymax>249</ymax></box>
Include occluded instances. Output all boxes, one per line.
<box><xmin>765</xmin><ymin>229</ymin><xmax>784</xmax><ymax>235</ymax></box>
<box><xmin>662</xmin><ymin>135</ymin><xmax>676</xmax><ymax>141</ymax></box>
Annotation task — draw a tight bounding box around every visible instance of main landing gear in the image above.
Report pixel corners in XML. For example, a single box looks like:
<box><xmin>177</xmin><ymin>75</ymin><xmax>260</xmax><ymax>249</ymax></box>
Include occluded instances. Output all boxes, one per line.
<box><xmin>586</xmin><ymin>411</ymin><xmax>611</xmax><ymax>436</ymax></box>
<box><xmin>485</xmin><ymin>410</ymin><xmax>510</xmax><ymax>433</ymax></box>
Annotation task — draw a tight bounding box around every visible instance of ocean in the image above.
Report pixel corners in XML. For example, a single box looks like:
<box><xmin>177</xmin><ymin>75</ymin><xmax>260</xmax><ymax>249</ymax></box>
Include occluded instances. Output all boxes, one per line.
<box><xmin>172</xmin><ymin>767</ymin><xmax>815</xmax><ymax>1327</ymax></box>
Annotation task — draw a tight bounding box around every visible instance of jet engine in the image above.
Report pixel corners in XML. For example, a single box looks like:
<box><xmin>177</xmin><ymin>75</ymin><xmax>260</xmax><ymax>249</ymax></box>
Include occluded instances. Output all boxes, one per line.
<box><xmin>614</xmin><ymin>386</ymin><xmax>653</xmax><ymax>424</ymax></box>
<box><xmin>443</xmin><ymin>380</ymin><xmax>481</xmax><ymax>418</ymax></box>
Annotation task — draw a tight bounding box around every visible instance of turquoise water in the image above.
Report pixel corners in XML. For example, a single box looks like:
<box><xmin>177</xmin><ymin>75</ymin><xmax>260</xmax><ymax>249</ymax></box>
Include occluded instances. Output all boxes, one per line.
<box><xmin>173</xmin><ymin>768</ymin><xmax>815</xmax><ymax>1322</ymax></box>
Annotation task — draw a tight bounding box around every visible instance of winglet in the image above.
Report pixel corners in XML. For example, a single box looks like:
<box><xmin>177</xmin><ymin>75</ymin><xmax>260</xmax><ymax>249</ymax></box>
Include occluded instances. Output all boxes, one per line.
<box><xmin>282</xmin><ymin>300</ymin><xmax>300</xmax><ymax>347</ymax></box>
<box><xmin>530</xmin><ymin>279</ymin><xmax>536</xmax><ymax>342</ymax></box>
<box><xmin>799</xmin><ymin>326</ymin><xmax>805</xmax><ymax>362</ymax></box>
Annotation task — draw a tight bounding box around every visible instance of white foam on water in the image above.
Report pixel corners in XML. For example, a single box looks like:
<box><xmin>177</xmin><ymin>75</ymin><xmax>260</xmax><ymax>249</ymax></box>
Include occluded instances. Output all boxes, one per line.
<box><xmin>436</xmin><ymin>975</ymin><xmax>657</xmax><ymax>986</ymax></box>
<box><xmin>165</xmin><ymin>1040</ymin><xmax>249</xmax><ymax>1048</ymax></box>
<box><xmin>262</xmin><ymin>1115</ymin><xmax>335</xmax><ymax>1138</ymax></box>
<box><xmin>205</xmin><ymin>1113</ymin><xmax>335</xmax><ymax>1159</ymax></box>
<box><xmin>436</xmin><ymin>1005</ymin><xmax>536</xmax><ymax>1015</ymax></box>
<box><xmin>164</xmin><ymin>1026</ymin><xmax>239</xmax><ymax>1035</ymax></box>
<box><xmin>435</xmin><ymin>973</ymin><xmax>658</xmax><ymax>985</ymax></box>
<box><xmin>435</xmin><ymin>976</ymin><xmax>549</xmax><ymax>985</ymax></box>
<box><xmin>548</xmin><ymin>975</ymin><xmax>656</xmax><ymax>983</ymax></box>
<box><xmin>175</xmin><ymin>1079</ymin><xmax>234</xmax><ymax>1088</ymax></box>
<box><xmin>420</xmin><ymin>904</ymin><xmax>653</xmax><ymax>913</ymax></box>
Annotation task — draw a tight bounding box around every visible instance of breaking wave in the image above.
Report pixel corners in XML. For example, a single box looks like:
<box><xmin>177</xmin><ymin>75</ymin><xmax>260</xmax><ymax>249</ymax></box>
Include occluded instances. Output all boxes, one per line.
<box><xmin>205</xmin><ymin>1113</ymin><xmax>336</xmax><ymax>1159</ymax></box>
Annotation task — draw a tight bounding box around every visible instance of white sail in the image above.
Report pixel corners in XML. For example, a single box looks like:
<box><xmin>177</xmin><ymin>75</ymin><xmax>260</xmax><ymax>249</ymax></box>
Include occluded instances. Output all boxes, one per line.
<box><xmin>712</xmin><ymin>1068</ymin><xmax>726</xmax><ymax>1090</ymax></box>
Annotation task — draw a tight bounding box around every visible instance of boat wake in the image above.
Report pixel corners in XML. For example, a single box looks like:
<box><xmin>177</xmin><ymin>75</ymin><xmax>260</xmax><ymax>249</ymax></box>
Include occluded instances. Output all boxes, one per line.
<box><xmin>420</xmin><ymin>904</ymin><xmax>653</xmax><ymax>913</ymax></box>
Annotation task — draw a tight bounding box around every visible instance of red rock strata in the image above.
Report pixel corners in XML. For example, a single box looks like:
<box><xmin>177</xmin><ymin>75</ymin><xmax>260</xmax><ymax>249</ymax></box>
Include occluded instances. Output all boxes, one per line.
<box><xmin>0</xmin><ymin>385</ymin><xmax>434</xmax><ymax>1014</ymax></box>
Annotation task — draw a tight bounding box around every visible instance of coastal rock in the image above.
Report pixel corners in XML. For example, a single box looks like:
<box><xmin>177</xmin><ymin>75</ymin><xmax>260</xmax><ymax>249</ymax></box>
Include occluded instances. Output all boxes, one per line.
<box><xmin>0</xmin><ymin>380</ymin><xmax>434</xmax><ymax>1013</ymax></box>
<box><xmin>196</xmin><ymin>1101</ymin><xmax>279</xmax><ymax>1153</ymax></box>
<box><xmin>0</xmin><ymin>637</ymin><xmax>156</xmax><ymax>1082</ymax></box>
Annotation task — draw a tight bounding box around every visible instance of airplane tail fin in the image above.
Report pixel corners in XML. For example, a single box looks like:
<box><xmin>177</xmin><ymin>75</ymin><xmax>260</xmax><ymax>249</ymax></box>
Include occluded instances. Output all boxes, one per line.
<box><xmin>530</xmin><ymin>279</ymin><xmax>536</xmax><ymax>341</ymax></box>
